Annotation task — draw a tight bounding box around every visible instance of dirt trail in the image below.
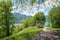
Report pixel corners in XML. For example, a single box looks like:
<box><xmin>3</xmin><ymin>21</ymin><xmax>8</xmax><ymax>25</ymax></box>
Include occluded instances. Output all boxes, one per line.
<box><xmin>32</xmin><ymin>28</ymin><xmax>60</xmax><ymax>40</ymax></box>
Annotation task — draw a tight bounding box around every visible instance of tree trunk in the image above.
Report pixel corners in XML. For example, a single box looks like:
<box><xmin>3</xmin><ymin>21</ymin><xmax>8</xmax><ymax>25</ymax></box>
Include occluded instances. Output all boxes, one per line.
<box><xmin>6</xmin><ymin>13</ymin><xmax>10</xmax><ymax>36</ymax></box>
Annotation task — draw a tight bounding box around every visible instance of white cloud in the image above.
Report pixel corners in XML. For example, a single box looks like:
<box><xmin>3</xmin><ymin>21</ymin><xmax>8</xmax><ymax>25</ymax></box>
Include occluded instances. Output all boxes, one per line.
<box><xmin>12</xmin><ymin>0</ymin><xmax>60</xmax><ymax>16</ymax></box>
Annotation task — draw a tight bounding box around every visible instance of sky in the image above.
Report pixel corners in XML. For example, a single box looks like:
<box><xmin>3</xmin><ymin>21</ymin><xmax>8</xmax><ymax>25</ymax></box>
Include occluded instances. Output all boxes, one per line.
<box><xmin>12</xmin><ymin>0</ymin><xmax>60</xmax><ymax>16</ymax></box>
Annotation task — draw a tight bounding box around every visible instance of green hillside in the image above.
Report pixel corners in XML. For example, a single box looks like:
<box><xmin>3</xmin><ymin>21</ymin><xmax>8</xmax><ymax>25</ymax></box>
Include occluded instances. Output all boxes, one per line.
<box><xmin>1</xmin><ymin>27</ymin><xmax>43</xmax><ymax>40</ymax></box>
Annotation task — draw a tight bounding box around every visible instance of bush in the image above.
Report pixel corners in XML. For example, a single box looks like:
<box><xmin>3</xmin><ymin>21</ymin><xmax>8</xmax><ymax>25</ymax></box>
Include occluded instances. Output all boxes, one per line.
<box><xmin>13</xmin><ymin>26</ymin><xmax>24</xmax><ymax>33</ymax></box>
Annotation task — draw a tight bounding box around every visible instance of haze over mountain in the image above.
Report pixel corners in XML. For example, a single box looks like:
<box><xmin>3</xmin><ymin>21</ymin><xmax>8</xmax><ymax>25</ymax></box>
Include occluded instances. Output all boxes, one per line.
<box><xmin>13</xmin><ymin>12</ymin><xmax>32</xmax><ymax>20</ymax></box>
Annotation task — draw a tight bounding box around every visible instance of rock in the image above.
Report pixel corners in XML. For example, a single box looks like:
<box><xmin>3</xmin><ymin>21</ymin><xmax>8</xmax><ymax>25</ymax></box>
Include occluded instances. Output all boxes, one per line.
<box><xmin>36</xmin><ymin>23</ymin><xmax>43</xmax><ymax>28</ymax></box>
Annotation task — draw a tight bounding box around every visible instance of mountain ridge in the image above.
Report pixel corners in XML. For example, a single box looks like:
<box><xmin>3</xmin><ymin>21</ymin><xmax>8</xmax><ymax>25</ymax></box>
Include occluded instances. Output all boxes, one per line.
<box><xmin>13</xmin><ymin>13</ymin><xmax>32</xmax><ymax>20</ymax></box>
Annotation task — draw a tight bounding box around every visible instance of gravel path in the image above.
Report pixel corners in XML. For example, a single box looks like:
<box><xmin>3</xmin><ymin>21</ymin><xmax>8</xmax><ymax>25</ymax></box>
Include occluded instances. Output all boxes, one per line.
<box><xmin>31</xmin><ymin>28</ymin><xmax>60</xmax><ymax>40</ymax></box>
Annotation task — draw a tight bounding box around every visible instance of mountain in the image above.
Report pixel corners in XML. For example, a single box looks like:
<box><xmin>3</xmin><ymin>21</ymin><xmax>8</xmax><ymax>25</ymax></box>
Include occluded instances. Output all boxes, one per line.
<box><xmin>13</xmin><ymin>13</ymin><xmax>32</xmax><ymax>20</ymax></box>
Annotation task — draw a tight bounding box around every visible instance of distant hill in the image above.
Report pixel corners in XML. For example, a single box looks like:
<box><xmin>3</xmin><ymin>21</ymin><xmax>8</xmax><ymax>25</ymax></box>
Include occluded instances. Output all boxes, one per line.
<box><xmin>13</xmin><ymin>13</ymin><xmax>32</xmax><ymax>20</ymax></box>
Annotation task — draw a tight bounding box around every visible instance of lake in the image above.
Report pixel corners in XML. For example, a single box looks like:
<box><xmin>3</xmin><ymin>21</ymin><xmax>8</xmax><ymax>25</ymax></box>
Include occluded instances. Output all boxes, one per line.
<box><xmin>14</xmin><ymin>23</ymin><xmax>22</xmax><ymax>26</ymax></box>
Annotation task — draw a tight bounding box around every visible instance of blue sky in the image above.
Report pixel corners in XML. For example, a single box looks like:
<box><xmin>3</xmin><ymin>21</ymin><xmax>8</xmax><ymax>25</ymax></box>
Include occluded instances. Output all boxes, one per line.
<box><xmin>43</xmin><ymin>6</ymin><xmax>52</xmax><ymax>15</ymax></box>
<box><xmin>12</xmin><ymin>5</ymin><xmax>52</xmax><ymax>16</ymax></box>
<box><xmin>12</xmin><ymin>0</ymin><xmax>59</xmax><ymax>16</ymax></box>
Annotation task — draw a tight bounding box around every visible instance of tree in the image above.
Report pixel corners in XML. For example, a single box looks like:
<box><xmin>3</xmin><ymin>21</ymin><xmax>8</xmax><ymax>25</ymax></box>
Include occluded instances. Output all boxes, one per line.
<box><xmin>48</xmin><ymin>6</ymin><xmax>60</xmax><ymax>28</ymax></box>
<box><xmin>23</xmin><ymin>18</ymin><xmax>30</xmax><ymax>28</ymax></box>
<box><xmin>0</xmin><ymin>0</ymin><xmax>15</xmax><ymax>37</ymax></box>
<box><xmin>33</xmin><ymin>12</ymin><xmax>46</xmax><ymax>26</ymax></box>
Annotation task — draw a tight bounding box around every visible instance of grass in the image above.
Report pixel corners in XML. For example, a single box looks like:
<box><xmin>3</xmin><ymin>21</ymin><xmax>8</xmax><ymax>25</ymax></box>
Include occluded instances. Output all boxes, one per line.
<box><xmin>0</xmin><ymin>27</ymin><xmax>43</xmax><ymax>40</ymax></box>
<box><xmin>46</xmin><ymin>27</ymin><xmax>60</xmax><ymax>30</ymax></box>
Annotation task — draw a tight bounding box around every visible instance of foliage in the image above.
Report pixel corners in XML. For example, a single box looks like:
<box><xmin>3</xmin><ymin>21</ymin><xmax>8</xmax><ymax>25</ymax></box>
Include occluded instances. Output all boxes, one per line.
<box><xmin>48</xmin><ymin>6</ymin><xmax>60</xmax><ymax>28</ymax></box>
<box><xmin>23</xmin><ymin>18</ymin><xmax>33</xmax><ymax>28</ymax></box>
<box><xmin>23</xmin><ymin>18</ymin><xmax>30</xmax><ymax>28</ymax></box>
<box><xmin>1</xmin><ymin>27</ymin><xmax>42</xmax><ymax>40</ymax></box>
<box><xmin>0</xmin><ymin>0</ymin><xmax>15</xmax><ymax>38</ymax></box>
<box><xmin>33</xmin><ymin>12</ymin><xmax>46</xmax><ymax>25</ymax></box>
<box><xmin>13</xmin><ymin>26</ymin><xmax>24</xmax><ymax>33</ymax></box>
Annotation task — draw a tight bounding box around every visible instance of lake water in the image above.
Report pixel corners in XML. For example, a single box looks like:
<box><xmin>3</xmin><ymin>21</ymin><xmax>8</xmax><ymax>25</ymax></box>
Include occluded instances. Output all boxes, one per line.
<box><xmin>14</xmin><ymin>22</ymin><xmax>48</xmax><ymax>26</ymax></box>
<box><xmin>14</xmin><ymin>23</ymin><xmax>22</xmax><ymax>26</ymax></box>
